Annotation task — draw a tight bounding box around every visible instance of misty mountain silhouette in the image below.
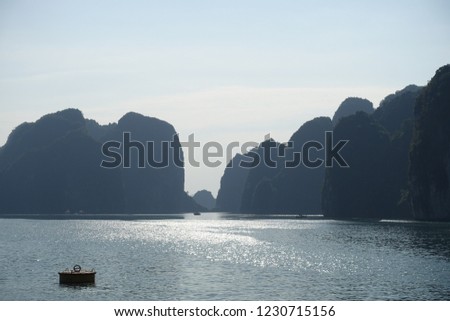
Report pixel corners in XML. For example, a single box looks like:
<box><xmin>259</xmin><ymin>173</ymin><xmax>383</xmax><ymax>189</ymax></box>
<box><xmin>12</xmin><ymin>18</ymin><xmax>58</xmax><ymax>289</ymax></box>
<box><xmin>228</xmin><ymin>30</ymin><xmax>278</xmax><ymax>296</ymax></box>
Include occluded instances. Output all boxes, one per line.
<box><xmin>332</xmin><ymin>97</ymin><xmax>374</xmax><ymax>126</ymax></box>
<box><xmin>1</xmin><ymin>65</ymin><xmax>449</xmax><ymax>220</ymax></box>
<box><xmin>216</xmin><ymin>153</ymin><xmax>251</xmax><ymax>213</ymax></box>
<box><xmin>215</xmin><ymin>65</ymin><xmax>449</xmax><ymax>221</ymax></box>
<box><xmin>193</xmin><ymin>190</ymin><xmax>216</xmax><ymax>211</ymax></box>
<box><xmin>240</xmin><ymin>139</ymin><xmax>284</xmax><ymax>214</ymax></box>
<box><xmin>0</xmin><ymin>109</ymin><xmax>200</xmax><ymax>214</ymax></box>
<box><xmin>322</xmin><ymin>85</ymin><xmax>422</xmax><ymax>219</ymax></box>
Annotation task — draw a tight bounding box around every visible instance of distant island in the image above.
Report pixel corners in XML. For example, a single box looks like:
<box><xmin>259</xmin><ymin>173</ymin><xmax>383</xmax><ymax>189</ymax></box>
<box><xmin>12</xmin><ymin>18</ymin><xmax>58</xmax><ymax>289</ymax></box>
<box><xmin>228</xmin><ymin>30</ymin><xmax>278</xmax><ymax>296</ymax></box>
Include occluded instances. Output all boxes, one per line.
<box><xmin>193</xmin><ymin>190</ymin><xmax>216</xmax><ymax>211</ymax></box>
<box><xmin>0</xmin><ymin>65</ymin><xmax>449</xmax><ymax>220</ymax></box>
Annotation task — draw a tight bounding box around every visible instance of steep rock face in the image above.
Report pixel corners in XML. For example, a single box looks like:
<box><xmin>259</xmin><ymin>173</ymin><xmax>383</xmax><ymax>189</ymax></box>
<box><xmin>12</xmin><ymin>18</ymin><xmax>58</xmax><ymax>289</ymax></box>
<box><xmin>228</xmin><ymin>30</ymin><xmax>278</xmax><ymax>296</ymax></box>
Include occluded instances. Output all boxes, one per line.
<box><xmin>272</xmin><ymin>117</ymin><xmax>333</xmax><ymax>214</ymax></box>
<box><xmin>216</xmin><ymin>153</ymin><xmax>250</xmax><ymax>213</ymax></box>
<box><xmin>410</xmin><ymin>65</ymin><xmax>450</xmax><ymax>220</ymax></box>
<box><xmin>240</xmin><ymin>139</ymin><xmax>284</xmax><ymax>213</ymax></box>
<box><xmin>0</xmin><ymin>109</ymin><xmax>124</xmax><ymax>214</ymax></box>
<box><xmin>373</xmin><ymin>85</ymin><xmax>421</xmax><ymax>134</ymax></box>
<box><xmin>0</xmin><ymin>109</ymin><xmax>85</xmax><ymax>171</ymax></box>
<box><xmin>332</xmin><ymin>97</ymin><xmax>374</xmax><ymax>126</ymax></box>
<box><xmin>322</xmin><ymin>112</ymin><xmax>390</xmax><ymax>218</ymax></box>
<box><xmin>99</xmin><ymin>112</ymin><xmax>186</xmax><ymax>213</ymax></box>
<box><xmin>373</xmin><ymin>85</ymin><xmax>422</xmax><ymax>217</ymax></box>
<box><xmin>322</xmin><ymin>86</ymin><xmax>422</xmax><ymax>219</ymax></box>
<box><xmin>0</xmin><ymin>109</ymin><xmax>193</xmax><ymax>214</ymax></box>
<box><xmin>193</xmin><ymin>190</ymin><xmax>216</xmax><ymax>210</ymax></box>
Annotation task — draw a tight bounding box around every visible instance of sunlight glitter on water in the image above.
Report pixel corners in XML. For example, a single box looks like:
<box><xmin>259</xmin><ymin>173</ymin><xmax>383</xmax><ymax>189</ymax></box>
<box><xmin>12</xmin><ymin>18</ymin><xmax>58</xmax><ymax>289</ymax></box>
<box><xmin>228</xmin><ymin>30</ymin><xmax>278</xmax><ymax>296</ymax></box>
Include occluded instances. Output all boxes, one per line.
<box><xmin>89</xmin><ymin>219</ymin><xmax>342</xmax><ymax>273</ymax></box>
<box><xmin>2</xmin><ymin>216</ymin><xmax>449</xmax><ymax>300</ymax></box>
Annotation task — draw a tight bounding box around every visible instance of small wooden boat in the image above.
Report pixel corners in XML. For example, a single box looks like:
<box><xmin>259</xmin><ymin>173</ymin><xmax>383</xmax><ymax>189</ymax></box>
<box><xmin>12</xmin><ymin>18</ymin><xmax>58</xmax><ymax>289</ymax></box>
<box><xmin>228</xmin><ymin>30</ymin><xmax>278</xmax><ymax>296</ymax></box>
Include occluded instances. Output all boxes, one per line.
<box><xmin>59</xmin><ymin>264</ymin><xmax>96</xmax><ymax>284</ymax></box>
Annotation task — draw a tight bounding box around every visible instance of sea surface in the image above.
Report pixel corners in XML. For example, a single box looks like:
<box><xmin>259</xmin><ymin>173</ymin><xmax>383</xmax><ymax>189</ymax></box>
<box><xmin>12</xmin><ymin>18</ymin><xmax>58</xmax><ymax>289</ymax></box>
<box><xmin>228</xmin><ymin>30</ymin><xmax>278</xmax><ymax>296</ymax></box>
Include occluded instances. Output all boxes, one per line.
<box><xmin>1</xmin><ymin>213</ymin><xmax>449</xmax><ymax>300</ymax></box>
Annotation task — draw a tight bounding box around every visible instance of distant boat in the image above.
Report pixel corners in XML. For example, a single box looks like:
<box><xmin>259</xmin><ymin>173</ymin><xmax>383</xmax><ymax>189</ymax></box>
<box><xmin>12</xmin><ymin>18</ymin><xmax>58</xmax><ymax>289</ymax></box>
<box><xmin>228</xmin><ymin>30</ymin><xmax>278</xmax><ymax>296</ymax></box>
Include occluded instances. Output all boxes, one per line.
<box><xmin>58</xmin><ymin>264</ymin><xmax>96</xmax><ymax>284</ymax></box>
<box><xmin>193</xmin><ymin>211</ymin><xmax>201</xmax><ymax>216</ymax></box>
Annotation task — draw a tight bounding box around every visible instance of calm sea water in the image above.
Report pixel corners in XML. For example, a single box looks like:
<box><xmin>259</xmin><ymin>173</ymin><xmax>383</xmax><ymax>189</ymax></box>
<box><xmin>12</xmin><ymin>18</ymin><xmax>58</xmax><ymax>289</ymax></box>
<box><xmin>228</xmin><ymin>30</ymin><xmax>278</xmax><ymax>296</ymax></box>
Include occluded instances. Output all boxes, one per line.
<box><xmin>1</xmin><ymin>213</ymin><xmax>449</xmax><ymax>300</ymax></box>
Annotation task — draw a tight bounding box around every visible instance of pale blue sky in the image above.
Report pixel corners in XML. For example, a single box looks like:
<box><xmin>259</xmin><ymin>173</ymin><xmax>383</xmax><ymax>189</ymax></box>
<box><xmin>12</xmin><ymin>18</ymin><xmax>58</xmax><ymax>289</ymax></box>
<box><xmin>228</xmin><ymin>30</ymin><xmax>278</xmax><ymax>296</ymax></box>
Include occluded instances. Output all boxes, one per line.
<box><xmin>1</xmin><ymin>0</ymin><xmax>449</xmax><ymax>196</ymax></box>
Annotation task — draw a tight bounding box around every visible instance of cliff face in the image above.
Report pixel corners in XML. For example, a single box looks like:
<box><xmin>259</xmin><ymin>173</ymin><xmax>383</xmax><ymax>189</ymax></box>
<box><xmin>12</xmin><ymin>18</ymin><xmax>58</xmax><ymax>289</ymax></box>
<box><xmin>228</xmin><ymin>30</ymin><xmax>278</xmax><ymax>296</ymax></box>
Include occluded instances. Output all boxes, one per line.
<box><xmin>240</xmin><ymin>139</ymin><xmax>284</xmax><ymax>214</ymax></box>
<box><xmin>216</xmin><ymin>153</ymin><xmax>250</xmax><ymax>213</ymax></box>
<box><xmin>0</xmin><ymin>109</ymin><xmax>192</xmax><ymax>214</ymax></box>
<box><xmin>410</xmin><ymin>65</ymin><xmax>450</xmax><ymax>221</ymax></box>
<box><xmin>0</xmin><ymin>109</ymin><xmax>124</xmax><ymax>214</ymax></box>
<box><xmin>322</xmin><ymin>86</ymin><xmax>422</xmax><ymax>219</ymax></box>
<box><xmin>373</xmin><ymin>85</ymin><xmax>421</xmax><ymax>134</ymax></box>
<box><xmin>322</xmin><ymin>112</ymin><xmax>391</xmax><ymax>218</ymax></box>
<box><xmin>102</xmin><ymin>112</ymin><xmax>185</xmax><ymax>213</ymax></box>
<box><xmin>271</xmin><ymin>117</ymin><xmax>332</xmax><ymax>214</ymax></box>
<box><xmin>216</xmin><ymin>118</ymin><xmax>332</xmax><ymax>215</ymax></box>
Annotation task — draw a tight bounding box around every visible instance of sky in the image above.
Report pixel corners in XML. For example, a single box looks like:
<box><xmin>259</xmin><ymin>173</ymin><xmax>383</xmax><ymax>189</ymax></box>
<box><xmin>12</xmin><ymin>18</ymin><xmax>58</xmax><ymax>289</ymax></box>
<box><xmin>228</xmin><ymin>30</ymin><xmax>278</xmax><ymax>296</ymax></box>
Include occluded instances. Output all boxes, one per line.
<box><xmin>1</xmin><ymin>0</ymin><xmax>449</xmax><ymax>197</ymax></box>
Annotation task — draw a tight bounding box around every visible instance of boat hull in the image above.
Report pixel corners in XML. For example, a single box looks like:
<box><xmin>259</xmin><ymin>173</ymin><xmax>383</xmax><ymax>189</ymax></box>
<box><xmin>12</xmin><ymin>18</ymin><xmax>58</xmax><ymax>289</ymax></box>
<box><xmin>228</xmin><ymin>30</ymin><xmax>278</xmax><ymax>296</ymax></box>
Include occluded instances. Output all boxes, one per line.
<box><xmin>58</xmin><ymin>271</ymin><xmax>96</xmax><ymax>284</ymax></box>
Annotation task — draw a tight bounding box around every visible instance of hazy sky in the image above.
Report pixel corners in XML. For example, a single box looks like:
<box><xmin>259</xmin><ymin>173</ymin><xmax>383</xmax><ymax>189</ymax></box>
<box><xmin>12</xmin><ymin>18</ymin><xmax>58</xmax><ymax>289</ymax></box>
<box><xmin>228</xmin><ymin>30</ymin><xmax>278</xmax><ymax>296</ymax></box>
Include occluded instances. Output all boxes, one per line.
<box><xmin>1</xmin><ymin>0</ymin><xmax>449</xmax><ymax>196</ymax></box>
